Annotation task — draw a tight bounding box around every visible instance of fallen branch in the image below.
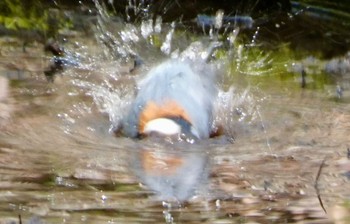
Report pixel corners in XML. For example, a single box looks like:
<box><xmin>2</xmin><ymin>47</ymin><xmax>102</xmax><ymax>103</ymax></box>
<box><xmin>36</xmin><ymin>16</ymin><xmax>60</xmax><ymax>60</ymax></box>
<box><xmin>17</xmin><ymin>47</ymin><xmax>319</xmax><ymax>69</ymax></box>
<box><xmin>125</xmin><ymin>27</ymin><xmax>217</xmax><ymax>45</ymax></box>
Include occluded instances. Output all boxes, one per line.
<box><xmin>314</xmin><ymin>157</ymin><xmax>327</xmax><ymax>214</ymax></box>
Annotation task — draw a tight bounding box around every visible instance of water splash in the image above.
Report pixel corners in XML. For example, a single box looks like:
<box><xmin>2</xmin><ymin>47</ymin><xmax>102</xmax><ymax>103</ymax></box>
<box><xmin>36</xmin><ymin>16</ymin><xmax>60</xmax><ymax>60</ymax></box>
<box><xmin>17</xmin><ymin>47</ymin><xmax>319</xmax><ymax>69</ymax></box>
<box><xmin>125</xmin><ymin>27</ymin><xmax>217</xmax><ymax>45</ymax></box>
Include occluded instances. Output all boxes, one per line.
<box><xmin>58</xmin><ymin>1</ymin><xmax>271</xmax><ymax>148</ymax></box>
<box><xmin>214</xmin><ymin>87</ymin><xmax>260</xmax><ymax>140</ymax></box>
<box><xmin>160</xmin><ymin>22</ymin><xmax>175</xmax><ymax>55</ymax></box>
<box><xmin>46</xmin><ymin>1</ymin><xmax>278</xmax><ymax>170</ymax></box>
<box><xmin>75</xmin><ymin>79</ymin><xmax>134</xmax><ymax>131</ymax></box>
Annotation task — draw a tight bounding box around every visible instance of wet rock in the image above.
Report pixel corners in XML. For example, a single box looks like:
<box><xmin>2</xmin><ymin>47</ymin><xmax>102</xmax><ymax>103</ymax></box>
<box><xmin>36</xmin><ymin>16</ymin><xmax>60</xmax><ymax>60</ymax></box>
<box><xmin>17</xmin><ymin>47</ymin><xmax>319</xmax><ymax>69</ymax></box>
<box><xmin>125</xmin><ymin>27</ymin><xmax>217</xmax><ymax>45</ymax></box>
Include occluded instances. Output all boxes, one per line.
<box><xmin>44</xmin><ymin>40</ymin><xmax>80</xmax><ymax>82</ymax></box>
<box><xmin>325</xmin><ymin>52</ymin><xmax>350</xmax><ymax>75</ymax></box>
<box><xmin>27</xmin><ymin>216</ymin><xmax>43</xmax><ymax>224</ymax></box>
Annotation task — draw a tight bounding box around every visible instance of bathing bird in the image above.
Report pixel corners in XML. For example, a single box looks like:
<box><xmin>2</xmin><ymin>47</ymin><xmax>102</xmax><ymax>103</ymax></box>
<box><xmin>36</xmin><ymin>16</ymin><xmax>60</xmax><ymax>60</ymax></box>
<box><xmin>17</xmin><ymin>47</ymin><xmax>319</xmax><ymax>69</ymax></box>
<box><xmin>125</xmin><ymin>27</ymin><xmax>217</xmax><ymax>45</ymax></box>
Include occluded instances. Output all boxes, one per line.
<box><xmin>121</xmin><ymin>58</ymin><xmax>217</xmax><ymax>200</ymax></box>
<box><xmin>122</xmin><ymin>59</ymin><xmax>217</xmax><ymax>140</ymax></box>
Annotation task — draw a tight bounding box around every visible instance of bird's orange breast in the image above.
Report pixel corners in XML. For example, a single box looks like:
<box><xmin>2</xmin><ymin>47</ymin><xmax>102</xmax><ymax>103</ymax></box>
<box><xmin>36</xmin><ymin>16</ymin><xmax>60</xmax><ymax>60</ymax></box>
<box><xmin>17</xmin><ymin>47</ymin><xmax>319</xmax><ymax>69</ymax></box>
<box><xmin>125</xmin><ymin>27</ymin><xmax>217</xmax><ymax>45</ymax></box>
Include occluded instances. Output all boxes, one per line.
<box><xmin>139</xmin><ymin>100</ymin><xmax>191</xmax><ymax>134</ymax></box>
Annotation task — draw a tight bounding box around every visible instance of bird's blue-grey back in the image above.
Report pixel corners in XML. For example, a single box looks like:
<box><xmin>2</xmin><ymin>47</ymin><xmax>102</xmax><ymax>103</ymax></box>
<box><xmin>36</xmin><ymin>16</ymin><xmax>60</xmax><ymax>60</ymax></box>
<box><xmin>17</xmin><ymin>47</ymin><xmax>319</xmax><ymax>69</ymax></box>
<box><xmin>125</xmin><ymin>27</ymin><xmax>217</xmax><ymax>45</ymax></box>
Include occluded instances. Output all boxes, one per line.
<box><xmin>123</xmin><ymin>59</ymin><xmax>217</xmax><ymax>138</ymax></box>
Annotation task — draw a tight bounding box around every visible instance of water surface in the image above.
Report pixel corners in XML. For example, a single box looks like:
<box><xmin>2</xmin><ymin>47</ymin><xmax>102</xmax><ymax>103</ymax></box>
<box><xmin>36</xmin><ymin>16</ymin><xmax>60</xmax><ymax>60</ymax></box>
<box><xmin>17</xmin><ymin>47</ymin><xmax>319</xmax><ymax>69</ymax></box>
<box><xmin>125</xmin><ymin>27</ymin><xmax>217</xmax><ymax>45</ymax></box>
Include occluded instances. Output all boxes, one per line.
<box><xmin>0</xmin><ymin>2</ymin><xmax>350</xmax><ymax>223</ymax></box>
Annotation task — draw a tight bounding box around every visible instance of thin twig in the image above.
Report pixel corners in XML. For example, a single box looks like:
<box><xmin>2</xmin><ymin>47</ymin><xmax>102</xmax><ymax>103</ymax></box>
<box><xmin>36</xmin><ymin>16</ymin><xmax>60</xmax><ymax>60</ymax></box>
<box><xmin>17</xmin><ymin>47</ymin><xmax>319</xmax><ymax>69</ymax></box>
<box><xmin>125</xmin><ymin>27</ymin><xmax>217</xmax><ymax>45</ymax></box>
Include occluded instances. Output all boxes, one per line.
<box><xmin>314</xmin><ymin>157</ymin><xmax>327</xmax><ymax>214</ymax></box>
<box><xmin>301</xmin><ymin>69</ymin><xmax>307</xmax><ymax>88</ymax></box>
<box><xmin>18</xmin><ymin>214</ymin><xmax>22</xmax><ymax>224</ymax></box>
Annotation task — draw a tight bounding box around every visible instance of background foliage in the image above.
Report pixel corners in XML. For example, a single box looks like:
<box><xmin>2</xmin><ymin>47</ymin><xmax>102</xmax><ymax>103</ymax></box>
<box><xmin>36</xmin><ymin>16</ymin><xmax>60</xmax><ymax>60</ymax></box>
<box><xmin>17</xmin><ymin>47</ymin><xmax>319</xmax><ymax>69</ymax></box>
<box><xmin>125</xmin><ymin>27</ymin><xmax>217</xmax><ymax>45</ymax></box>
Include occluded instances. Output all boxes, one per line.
<box><xmin>0</xmin><ymin>0</ymin><xmax>73</xmax><ymax>39</ymax></box>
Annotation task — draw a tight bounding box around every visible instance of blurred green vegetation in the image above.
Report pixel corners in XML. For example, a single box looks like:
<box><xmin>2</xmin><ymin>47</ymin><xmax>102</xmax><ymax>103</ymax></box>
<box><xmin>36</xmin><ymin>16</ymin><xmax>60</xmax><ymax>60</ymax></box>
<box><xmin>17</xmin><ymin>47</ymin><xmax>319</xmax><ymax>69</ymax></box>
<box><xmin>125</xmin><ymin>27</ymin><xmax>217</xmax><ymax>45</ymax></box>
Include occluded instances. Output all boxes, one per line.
<box><xmin>0</xmin><ymin>0</ymin><xmax>73</xmax><ymax>39</ymax></box>
<box><xmin>0</xmin><ymin>0</ymin><xmax>46</xmax><ymax>30</ymax></box>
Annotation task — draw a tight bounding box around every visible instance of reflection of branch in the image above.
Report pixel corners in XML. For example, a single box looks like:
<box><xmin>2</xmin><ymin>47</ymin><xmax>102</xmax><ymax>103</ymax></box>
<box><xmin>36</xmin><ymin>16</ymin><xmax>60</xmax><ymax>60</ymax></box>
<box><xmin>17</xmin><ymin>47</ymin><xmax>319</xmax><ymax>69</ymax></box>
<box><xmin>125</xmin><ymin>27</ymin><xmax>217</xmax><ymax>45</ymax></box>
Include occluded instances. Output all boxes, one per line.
<box><xmin>314</xmin><ymin>157</ymin><xmax>327</xmax><ymax>214</ymax></box>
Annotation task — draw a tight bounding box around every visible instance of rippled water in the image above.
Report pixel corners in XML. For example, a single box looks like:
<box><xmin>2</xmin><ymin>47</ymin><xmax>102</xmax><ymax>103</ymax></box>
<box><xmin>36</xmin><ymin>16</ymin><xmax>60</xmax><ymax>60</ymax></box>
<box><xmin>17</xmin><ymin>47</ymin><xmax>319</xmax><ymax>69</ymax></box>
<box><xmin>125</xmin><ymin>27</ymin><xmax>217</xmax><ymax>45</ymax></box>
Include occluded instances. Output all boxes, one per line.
<box><xmin>0</xmin><ymin>1</ymin><xmax>350</xmax><ymax>223</ymax></box>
